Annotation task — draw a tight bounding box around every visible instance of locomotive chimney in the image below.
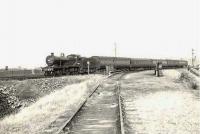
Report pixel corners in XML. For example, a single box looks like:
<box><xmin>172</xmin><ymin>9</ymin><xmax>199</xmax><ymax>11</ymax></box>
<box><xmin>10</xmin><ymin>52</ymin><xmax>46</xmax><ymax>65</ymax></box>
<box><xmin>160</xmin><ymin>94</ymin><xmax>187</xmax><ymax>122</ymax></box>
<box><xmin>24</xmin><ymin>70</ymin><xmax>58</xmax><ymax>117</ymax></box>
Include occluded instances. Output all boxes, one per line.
<box><xmin>51</xmin><ymin>53</ymin><xmax>54</xmax><ymax>56</ymax></box>
<box><xmin>60</xmin><ymin>53</ymin><xmax>65</xmax><ymax>57</ymax></box>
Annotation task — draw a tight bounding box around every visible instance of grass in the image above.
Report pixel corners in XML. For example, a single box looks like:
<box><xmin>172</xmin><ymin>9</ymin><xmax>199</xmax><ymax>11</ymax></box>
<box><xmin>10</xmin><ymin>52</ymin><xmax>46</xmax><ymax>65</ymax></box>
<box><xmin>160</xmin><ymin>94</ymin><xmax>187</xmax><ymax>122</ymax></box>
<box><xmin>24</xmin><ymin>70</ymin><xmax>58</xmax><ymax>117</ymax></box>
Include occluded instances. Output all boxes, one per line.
<box><xmin>0</xmin><ymin>75</ymin><xmax>104</xmax><ymax>134</ymax></box>
<box><xmin>0</xmin><ymin>74</ymin><xmax>103</xmax><ymax>111</ymax></box>
<box><xmin>178</xmin><ymin>70</ymin><xmax>199</xmax><ymax>90</ymax></box>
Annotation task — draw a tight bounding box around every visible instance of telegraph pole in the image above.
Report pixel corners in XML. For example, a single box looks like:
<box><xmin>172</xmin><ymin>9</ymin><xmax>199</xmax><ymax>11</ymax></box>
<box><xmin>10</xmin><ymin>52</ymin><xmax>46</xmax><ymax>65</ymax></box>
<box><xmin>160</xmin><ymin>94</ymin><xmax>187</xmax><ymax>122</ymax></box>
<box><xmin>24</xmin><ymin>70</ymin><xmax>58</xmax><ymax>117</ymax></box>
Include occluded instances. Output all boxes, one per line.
<box><xmin>87</xmin><ymin>61</ymin><xmax>90</xmax><ymax>75</ymax></box>
<box><xmin>113</xmin><ymin>42</ymin><xmax>117</xmax><ymax>73</ymax></box>
<box><xmin>114</xmin><ymin>42</ymin><xmax>117</xmax><ymax>57</ymax></box>
<box><xmin>192</xmin><ymin>48</ymin><xmax>195</xmax><ymax>67</ymax></box>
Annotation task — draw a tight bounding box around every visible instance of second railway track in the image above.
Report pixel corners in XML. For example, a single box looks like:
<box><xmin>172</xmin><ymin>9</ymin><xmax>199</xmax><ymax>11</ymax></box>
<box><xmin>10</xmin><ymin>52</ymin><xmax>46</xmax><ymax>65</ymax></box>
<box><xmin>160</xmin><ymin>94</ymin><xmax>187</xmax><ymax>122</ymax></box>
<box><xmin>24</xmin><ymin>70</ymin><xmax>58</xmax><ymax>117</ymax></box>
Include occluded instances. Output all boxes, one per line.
<box><xmin>0</xmin><ymin>75</ymin><xmax>46</xmax><ymax>81</ymax></box>
<box><xmin>44</xmin><ymin>73</ymin><xmax>126</xmax><ymax>134</ymax></box>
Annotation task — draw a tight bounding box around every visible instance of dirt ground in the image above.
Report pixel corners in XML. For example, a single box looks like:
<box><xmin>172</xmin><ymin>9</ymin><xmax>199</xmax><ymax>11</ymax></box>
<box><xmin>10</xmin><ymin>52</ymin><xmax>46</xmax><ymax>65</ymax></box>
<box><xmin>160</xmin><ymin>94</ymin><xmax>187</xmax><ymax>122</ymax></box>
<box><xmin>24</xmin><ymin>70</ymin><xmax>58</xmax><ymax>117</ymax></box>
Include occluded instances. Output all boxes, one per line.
<box><xmin>121</xmin><ymin>69</ymin><xmax>200</xmax><ymax>134</ymax></box>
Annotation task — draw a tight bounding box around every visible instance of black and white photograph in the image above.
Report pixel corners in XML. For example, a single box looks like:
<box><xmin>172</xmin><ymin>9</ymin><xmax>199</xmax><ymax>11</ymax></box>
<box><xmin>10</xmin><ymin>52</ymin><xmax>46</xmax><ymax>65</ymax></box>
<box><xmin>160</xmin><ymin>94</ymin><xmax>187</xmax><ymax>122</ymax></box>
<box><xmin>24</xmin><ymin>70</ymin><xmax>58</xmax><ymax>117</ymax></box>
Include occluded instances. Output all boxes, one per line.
<box><xmin>0</xmin><ymin>0</ymin><xmax>199</xmax><ymax>134</ymax></box>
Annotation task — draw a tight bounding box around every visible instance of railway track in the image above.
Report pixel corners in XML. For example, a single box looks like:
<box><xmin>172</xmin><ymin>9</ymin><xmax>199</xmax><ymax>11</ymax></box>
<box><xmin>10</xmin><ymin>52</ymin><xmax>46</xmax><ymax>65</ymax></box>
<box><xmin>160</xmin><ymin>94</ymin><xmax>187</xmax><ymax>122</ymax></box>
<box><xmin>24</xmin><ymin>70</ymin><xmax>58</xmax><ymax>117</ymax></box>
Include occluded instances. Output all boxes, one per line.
<box><xmin>0</xmin><ymin>71</ymin><xmax>125</xmax><ymax>81</ymax></box>
<box><xmin>44</xmin><ymin>73</ymin><xmax>125</xmax><ymax>134</ymax></box>
<box><xmin>0</xmin><ymin>71</ymin><xmax>122</xmax><ymax>81</ymax></box>
<box><xmin>0</xmin><ymin>68</ymin><xmax>177</xmax><ymax>81</ymax></box>
<box><xmin>189</xmin><ymin>68</ymin><xmax>200</xmax><ymax>77</ymax></box>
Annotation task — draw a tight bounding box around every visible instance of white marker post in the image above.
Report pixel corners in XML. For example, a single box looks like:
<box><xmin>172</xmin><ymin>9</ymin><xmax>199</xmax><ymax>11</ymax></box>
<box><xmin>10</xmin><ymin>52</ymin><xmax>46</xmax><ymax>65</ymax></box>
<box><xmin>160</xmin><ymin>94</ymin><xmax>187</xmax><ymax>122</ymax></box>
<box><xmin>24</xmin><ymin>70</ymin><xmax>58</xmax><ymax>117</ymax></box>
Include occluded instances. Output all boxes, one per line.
<box><xmin>87</xmin><ymin>61</ymin><xmax>90</xmax><ymax>75</ymax></box>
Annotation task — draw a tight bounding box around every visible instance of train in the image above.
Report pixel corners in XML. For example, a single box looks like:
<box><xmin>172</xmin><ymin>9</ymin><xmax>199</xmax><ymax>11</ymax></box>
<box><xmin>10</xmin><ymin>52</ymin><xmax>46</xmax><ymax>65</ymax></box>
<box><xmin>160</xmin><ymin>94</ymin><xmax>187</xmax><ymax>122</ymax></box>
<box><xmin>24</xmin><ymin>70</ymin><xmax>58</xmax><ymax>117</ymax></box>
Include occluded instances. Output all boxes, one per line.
<box><xmin>42</xmin><ymin>53</ymin><xmax>188</xmax><ymax>76</ymax></box>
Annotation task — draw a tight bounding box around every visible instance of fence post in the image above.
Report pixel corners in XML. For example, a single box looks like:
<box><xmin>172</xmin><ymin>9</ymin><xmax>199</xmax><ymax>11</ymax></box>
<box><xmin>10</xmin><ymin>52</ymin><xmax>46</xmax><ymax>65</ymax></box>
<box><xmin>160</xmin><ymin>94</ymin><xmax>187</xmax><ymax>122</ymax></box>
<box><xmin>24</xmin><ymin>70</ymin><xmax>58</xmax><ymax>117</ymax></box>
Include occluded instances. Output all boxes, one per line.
<box><xmin>155</xmin><ymin>62</ymin><xmax>163</xmax><ymax>77</ymax></box>
<box><xmin>87</xmin><ymin>61</ymin><xmax>90</xmax><ymax>75</ymax></box>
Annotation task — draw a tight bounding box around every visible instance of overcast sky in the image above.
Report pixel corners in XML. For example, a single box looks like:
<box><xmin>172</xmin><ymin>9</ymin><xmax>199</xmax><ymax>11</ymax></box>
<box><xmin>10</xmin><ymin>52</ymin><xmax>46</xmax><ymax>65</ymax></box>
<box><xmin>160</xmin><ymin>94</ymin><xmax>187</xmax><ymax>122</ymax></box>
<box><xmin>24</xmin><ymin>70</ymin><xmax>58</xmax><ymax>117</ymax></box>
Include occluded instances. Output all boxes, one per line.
<box><xmin>0</xmin><ymin>0</ymin><xmax>199</xmax><ymax>68</ymax></box>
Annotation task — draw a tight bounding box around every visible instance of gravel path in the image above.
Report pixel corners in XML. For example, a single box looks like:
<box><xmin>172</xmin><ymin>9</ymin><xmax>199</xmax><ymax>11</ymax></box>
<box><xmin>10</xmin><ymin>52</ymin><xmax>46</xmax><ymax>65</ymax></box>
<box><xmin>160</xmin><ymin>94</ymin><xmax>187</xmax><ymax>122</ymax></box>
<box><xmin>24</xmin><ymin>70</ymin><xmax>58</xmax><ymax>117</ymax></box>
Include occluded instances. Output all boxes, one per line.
<box><xmin>121</xmin><ymin>70</ymin><xmax>200</xmax><ymax>134</ymax></box>
<box><xmin>63</xmin><ymin>74</ymin><xmax>123</xmax><ymax>134</ymax></box>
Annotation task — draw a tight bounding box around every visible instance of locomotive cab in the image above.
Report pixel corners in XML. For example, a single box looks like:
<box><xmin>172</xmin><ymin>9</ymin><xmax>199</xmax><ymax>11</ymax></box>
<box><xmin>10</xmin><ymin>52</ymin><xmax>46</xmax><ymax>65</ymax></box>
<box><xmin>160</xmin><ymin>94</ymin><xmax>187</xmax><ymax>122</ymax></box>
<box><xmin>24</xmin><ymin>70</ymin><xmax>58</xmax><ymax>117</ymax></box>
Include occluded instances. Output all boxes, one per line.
<box><xmin>65</xmin><ymin>54</ymin><xmax>82</xmax><ymax>66</ymax></box>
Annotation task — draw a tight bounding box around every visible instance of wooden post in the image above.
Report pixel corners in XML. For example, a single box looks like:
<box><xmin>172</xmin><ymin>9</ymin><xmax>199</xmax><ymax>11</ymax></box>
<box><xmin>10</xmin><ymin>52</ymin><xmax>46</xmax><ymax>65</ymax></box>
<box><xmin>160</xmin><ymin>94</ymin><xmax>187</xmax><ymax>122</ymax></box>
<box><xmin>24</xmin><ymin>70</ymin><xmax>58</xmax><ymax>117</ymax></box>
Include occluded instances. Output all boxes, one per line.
<box><xmin>87</xmin><ymin>61</ymin><xmax>90</xmax><ymax>75</ymax></box>
<box><xmin>5</xmin><ymin>66</ymin><xmax>8</xmax><ymax>71</ymax></box>
<box><xmin>155</xmin><ymin>62</ymin><xmax>163</xmax><ymax>77</ymax></box>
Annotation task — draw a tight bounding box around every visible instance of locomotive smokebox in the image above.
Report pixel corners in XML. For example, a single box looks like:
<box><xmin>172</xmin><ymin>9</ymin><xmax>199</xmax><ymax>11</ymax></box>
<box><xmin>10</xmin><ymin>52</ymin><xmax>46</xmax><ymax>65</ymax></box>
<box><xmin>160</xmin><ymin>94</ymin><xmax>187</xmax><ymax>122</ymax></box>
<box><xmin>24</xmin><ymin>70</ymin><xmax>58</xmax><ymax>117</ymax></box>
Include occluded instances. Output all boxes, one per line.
<box><xmin>46</xmin><ymin>55</ymin><xmax>55</xmax><ymax>66</ymax></box>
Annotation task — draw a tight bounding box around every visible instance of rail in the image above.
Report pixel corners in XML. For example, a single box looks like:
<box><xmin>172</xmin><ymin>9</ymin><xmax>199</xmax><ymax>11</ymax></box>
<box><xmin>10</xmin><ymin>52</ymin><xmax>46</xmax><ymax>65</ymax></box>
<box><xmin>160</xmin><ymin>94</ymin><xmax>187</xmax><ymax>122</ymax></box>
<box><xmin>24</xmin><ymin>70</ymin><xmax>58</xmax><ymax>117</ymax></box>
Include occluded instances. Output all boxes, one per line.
<box><xmin>117</xmin><ymin>81</ymin><xmax>125</xmax><ymax>134</ymax></box>
<box><xmin>53</xmin><ymin>83</ymin><xmax>100</xmax><ymax>134</ymax></box>
<box><xmin>44</xmin><ymin>73</ymin><xmax>121</xmax><ymax>134</ymax></box>
<box><xmin>189</xmin><ymin>68</ymin><xmax>200</xmax><ymax>77</ymax></box>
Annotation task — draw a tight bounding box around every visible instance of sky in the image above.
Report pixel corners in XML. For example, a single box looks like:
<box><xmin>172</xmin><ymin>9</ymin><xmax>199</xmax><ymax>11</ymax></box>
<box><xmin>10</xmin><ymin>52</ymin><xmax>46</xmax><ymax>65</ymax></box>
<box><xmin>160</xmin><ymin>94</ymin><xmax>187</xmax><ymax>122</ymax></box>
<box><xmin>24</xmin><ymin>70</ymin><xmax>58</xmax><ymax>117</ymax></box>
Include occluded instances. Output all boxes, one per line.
<box><xmin>0</xmin><ymin>0</ymin><xmax>199</xmax><ymax>68</ymax></box>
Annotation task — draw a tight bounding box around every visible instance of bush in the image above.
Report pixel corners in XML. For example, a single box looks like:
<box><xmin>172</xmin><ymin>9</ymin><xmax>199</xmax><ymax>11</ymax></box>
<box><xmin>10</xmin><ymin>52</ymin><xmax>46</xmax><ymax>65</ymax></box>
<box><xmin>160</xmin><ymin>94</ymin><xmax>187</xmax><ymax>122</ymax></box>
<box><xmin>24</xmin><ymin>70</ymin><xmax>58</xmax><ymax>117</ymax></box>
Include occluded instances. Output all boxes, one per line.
<box><xmin>15</xmin><ymin>81</ymin><xmax>39</xmax><ymax>100</ymax></box>
<box><xmin>0</xmin><ymin>92</ymin><xmax>11</xmax><ymax>118</ymax></box>
<box><xmin>179</xmin><ymin>71</ymin><xmax>199</xmax><ymax>90</ymax></box>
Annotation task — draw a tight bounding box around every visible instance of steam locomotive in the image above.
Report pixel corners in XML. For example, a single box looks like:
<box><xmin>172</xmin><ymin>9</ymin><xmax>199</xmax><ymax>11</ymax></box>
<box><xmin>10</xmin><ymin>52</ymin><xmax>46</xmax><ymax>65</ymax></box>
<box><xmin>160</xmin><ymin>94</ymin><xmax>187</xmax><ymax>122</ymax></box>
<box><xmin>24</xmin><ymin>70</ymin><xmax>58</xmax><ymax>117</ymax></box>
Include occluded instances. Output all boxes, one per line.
<box><xmin>42</xmin><ymin>53</ymin><xmax>188</xmax><ymax>76</ymax></box>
